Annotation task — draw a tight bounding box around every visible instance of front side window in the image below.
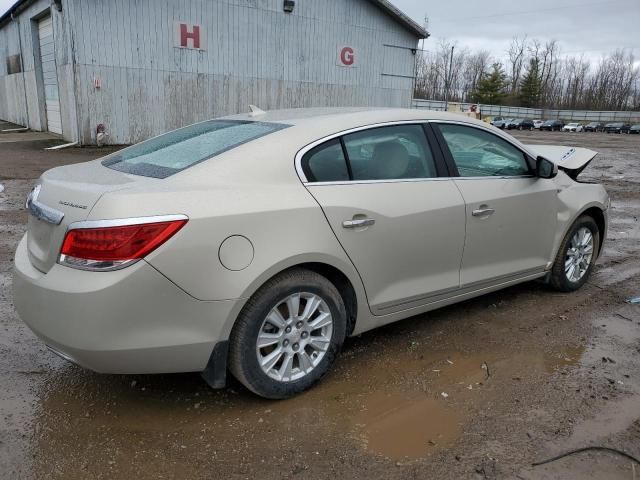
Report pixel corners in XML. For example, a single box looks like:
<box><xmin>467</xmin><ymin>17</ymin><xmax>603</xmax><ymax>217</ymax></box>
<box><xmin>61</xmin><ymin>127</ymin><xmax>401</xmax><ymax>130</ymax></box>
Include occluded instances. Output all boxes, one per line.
<box><xmin>342</xmin><ymin>124</ymin><xmax>437</xmax><ymax>181</ymax></box>
<box><xmin>436</xmin><ymin>124</ymin><xmax>531</xmax><ymax>177</ymax></box>
<box><xmin>103</xmin><ymin>120</ymin><xmax>289</xmax><ymax>178</ymax></box>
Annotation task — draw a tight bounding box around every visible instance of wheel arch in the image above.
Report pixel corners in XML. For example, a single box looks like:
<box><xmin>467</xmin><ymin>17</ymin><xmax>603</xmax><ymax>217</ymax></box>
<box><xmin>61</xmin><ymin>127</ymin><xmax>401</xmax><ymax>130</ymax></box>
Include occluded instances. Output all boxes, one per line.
<box><xmin>223</xmin><ymin>254</ymin><xmax>368</xmax><ymax>341</ymax></box>
<box><xmin>582</xmin><ymin>206</ymin><xmax>606</xmax><ymax>257</ymax></box>
<box><xmin>552</xmin><ymin>202</ymin><xmax>608</xmax><ymax>263</ymax></box>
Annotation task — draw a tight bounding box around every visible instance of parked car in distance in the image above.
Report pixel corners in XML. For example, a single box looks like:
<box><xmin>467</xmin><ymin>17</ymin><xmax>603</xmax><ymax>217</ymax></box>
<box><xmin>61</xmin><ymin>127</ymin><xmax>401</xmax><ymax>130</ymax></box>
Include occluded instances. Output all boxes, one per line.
<box><xmin>13</xmin><ymin>108</ymin><xmax>609</xmax><ymax>399</ymax></box>
<box><xmin>540</xmin><ymin>120</ymin><xmax>565</xmax><ymax>131</ymax></box>
<box><xmin>508</xmin><ymin>119</ymin><xmax>535</xmax><ymax>131</ymax></box>
<box><xmin>562</xmin><ymin>123</ymin><xmax>584</xmax><ymax>132</ymax></box>
<box><xmin>584</xmin><ymin>122</ymin><xmax>604</xmax><ymax>132</ymax></box>
<box><xmin>605</xmin><ymin>122</ymin><xmax>631</xmax><ymax>134</ymax></box>
<box><xmin>533</xmin><ymin>120</ymin><xmax>544</xmax><ymax>129</ymax></box>
<box><xmin>489</xmin><ymin>116</ymin><xmax>505</xmax><ymax>126</ymax></box>
<box><xmin>629</xmin><ymin>124</ymin><xmax>640</xmax><ymax>134</ymax></box>
<box><xmin>505</xmin><ymin>119</ymin><xmax>518</xmax><ymax>129</ymax></box>
<box><xmin>493</xmin><ymin>118</ymin><xmax>514</xmax><ymax>129</ymax></box>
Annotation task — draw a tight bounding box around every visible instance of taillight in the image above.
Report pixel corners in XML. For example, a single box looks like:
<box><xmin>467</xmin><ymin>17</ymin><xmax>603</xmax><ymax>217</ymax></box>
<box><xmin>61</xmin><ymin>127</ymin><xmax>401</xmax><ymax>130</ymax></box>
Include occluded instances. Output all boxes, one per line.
<box><xmin>58</xmin><ymin>216</ymin><xmax>188</xmax><ymax>271</ymax></box>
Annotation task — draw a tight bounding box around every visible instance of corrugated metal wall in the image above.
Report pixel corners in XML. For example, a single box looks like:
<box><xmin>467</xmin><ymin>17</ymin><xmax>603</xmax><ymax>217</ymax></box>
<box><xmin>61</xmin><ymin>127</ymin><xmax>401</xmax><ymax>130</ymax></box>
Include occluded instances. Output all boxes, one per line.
<box><xmin>0</xmin><ymin>0</ymin><xmax>78</xmax><ymax>138</ymax></box>
<box><xmin>64</xmin><ymin>0</ymin><xmax>419</xmax><ymax>144</ymax></box>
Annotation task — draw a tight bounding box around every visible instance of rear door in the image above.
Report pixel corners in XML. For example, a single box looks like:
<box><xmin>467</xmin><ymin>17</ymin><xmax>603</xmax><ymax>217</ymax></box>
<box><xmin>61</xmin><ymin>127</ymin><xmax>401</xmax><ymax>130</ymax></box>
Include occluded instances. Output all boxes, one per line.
<box><xmin>432</xmin><ymin>122</ymin><xmax>558</xmax><ymax>287</ymax></box>
<box><xmin>300</xmin><ymin>123</ymin><xmax>466</xmax><ymax>315</ymax></box>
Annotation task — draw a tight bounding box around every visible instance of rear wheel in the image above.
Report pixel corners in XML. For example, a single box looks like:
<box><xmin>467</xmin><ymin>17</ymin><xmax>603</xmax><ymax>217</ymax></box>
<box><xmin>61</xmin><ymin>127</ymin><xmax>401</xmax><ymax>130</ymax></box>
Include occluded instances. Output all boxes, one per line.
<box><xmin>549</xmin><ymin>216</ymin><xmax>600</xmax><ymax>292</ymax></box>
<box><xmin>229</xmin><ymin>268</ymin><xmax>347</xmax><ymax>399</ymax></box>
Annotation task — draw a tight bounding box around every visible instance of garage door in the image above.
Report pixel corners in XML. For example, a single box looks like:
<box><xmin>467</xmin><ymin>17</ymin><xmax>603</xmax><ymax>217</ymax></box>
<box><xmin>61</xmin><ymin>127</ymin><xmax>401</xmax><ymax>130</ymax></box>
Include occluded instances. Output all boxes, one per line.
<box><xmin>38</xmin><ymin>16</ymin><xmax>62</xmax><ymax>135</ymax></box>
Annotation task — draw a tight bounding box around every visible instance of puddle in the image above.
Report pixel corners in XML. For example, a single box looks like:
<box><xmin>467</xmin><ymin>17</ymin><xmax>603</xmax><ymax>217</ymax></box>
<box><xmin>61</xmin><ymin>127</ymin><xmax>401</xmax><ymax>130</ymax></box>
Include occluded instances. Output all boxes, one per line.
<box><xmin>351</xmin><ymin>391</ymin><xmax>462</xmax><ymax>460</ymax></box>
<box><xmin>543</xmin><ymin>345</ymin><xmax>585</xmax><ymax>373</ymax></box>
<box><xmin>344</xmin><ymin>346</ymin><xmax>586</xmax><ymax>460</ymax></box>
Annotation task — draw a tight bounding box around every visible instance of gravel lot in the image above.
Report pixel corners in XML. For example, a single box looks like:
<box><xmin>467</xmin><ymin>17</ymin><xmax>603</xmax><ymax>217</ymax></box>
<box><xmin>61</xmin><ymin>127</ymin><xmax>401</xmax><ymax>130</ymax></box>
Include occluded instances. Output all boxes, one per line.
<box><xmin>0</xmin><ymin>128</ymin><xmax>639</xmax><ymax>479</ymax></box>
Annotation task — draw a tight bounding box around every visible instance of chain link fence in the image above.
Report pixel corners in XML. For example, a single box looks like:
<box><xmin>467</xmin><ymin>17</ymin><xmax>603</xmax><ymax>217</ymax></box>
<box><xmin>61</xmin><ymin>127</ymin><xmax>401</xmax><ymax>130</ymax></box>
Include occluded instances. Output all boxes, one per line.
<box><xmin>412</xmin><ymin>99</ymin><xmax>640</xmax><ymax>123</ymax></box>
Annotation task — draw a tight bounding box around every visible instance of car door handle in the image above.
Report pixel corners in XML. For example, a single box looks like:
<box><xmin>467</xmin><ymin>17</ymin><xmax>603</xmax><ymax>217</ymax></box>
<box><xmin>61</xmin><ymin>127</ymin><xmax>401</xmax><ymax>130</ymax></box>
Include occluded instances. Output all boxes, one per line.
<box><xmin>342</xmin><ymin>218</ymin><xmax>376</xmax><ymax>229</ymax></box>
<box><xmin>472</xmin><ymin>208</ymin><xmax>495</xmax><ymax>217</ymax></box>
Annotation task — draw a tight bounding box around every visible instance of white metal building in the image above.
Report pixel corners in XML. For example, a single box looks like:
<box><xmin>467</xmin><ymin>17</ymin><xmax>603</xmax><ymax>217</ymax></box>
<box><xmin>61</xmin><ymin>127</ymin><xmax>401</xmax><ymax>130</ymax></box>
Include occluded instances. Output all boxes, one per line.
<box><xmin>0</xmin><ymin>0</ymin><xmax>427</xmax><ymax>144</ymax></box>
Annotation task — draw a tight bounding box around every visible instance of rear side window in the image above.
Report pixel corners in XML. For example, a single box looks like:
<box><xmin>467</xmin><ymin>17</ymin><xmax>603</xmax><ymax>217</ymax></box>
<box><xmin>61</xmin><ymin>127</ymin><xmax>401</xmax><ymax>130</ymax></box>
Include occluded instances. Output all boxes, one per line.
<box><xmin>343</xmin><ymin>125</ymin><xmax>437</xmax><ymax>181</ymax></box>
<box><xmin>301</xmin><ymin>124</ymin><xmax>437</xmax><ymax>183</ymax></box>
<box><xmin>103</xmin><ymin>120</ymin><xmax>289</xmax><ymax>178</ymax></box>
<box><xmin>301</xmin><ymin>139</ymin><xmax>350</xmax><ymax>182</ymax></box>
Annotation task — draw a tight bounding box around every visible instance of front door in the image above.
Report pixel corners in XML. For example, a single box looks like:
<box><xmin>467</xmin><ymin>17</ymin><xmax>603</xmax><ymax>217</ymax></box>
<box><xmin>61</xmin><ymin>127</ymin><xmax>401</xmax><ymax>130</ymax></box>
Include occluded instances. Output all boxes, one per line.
<box><xmin>301</xmin><ymin>124</ymin><xmax>466</xmax><ymax>314</ymax></box>
<box><xmin>433</xmin><ymin>122</ymin><xmax>558</xmax><ymax>287</ymax></box>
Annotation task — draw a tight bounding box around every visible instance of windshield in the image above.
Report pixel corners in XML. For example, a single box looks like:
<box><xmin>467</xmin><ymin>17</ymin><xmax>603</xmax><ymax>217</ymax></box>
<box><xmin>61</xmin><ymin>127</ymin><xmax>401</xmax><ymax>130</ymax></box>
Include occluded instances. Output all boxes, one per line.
<box><xmin>102</xmin><ymin>120</ymin><xmax>290</xmax><ymax>178</ymax></box>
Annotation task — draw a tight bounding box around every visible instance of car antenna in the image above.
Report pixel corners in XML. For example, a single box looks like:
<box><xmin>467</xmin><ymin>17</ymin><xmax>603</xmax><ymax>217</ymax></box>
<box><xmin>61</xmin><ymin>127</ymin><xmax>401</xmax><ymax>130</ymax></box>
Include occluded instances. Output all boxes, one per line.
<box><xmin>248</xmin><ymin>105</ymin><xmax>266</xmax><ymax>117</ymax></box>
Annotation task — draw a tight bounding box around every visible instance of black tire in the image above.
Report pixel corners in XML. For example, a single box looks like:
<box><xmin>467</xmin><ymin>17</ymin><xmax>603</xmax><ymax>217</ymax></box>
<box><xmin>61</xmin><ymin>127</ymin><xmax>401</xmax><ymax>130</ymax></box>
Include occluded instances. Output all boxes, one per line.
<box><xmin>228</xmin><ymin>268</ymin><xmax>347</xmax><ymax>399</ymax></box>
<box><xmin>549</xmin><ymin>216</ymin><xmax>600</xmax><ymax>292</ymax></box>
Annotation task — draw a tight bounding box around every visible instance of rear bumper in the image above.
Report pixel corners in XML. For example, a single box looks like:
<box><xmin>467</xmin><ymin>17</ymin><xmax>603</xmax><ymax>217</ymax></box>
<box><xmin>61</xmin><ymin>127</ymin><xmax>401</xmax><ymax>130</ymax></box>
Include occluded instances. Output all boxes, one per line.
<box><xmin>13</xmin><ymin>234</ymin><xmax>240</xmax><ymax>374</ymax></box>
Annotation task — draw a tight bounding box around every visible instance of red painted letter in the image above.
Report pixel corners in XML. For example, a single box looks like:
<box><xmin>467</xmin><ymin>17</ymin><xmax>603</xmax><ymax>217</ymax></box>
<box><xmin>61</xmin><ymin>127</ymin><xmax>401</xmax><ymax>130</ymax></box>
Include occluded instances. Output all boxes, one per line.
<box><xmin>180</xmin><ymin>24</ymin><xmax>200</xmax><ymax>49</ymax></box>
<box><xmin>340</xmin><ymin>47</ymin><xmax>355</xmax><ymax>66</ymax></box>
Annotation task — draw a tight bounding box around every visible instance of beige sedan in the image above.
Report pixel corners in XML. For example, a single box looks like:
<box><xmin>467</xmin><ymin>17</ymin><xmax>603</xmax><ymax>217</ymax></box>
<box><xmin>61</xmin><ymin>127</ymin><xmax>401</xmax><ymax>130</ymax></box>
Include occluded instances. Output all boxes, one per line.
<box><xmin>14</xmin><ymin>108</ymin><xmax>608</xmax><ymax>398</ymax></box>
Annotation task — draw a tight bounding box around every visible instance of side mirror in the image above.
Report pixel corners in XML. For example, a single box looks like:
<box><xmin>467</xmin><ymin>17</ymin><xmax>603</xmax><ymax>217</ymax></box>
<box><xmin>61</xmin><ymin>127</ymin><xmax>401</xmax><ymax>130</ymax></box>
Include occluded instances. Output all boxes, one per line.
<box><xmin>536</xmin><ymin>156</ymin><xmax>558</xmax><ymax>179</ymax></box>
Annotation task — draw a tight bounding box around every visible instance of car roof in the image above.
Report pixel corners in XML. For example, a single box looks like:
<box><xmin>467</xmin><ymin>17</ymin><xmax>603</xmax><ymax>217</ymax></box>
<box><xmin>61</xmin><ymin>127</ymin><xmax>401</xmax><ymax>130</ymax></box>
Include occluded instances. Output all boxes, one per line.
<box><xmin>174</xmin><ymin>107</ymin><xmax>538</xmax><ymax>185</ymax></box>
<box><xmin>222</xmin><ymin>107</ymin><xmax>487</xmax><ymax>130</ymax></box>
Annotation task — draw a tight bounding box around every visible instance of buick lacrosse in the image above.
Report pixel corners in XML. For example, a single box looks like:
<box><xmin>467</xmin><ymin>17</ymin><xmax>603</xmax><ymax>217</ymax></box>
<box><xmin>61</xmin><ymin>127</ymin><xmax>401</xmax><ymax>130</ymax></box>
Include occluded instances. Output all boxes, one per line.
<box><xmin>14</xmin><ymin>108</ymin><xmax>608</xmax><ymax>398</ymax></box>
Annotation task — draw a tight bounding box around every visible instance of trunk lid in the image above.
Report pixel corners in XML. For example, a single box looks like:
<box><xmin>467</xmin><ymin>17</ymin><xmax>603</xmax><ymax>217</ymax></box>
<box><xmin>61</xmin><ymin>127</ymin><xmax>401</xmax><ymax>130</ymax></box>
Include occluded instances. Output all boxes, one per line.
<box><xmin>524</xmin><ymin>144</ymin><xmax>598</xmax><ymax>179</ymax></box>
<box><xmin>26</xmin><ymin>160</ymin><xmax>149</xmax><ymax>273</ymax></box>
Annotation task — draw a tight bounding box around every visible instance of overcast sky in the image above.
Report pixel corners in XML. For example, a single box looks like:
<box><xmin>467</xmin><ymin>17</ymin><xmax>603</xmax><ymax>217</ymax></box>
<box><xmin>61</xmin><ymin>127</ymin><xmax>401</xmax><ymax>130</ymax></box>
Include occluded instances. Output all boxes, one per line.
<box><xmin>1</xmin><ymin>0</ymin><xmax>638</xmax><ymax>65</ymax></box>
<box><xmin>393</xmin><ymin>0</ymin><xmax>639</xmax><ymax>65</ymax></box>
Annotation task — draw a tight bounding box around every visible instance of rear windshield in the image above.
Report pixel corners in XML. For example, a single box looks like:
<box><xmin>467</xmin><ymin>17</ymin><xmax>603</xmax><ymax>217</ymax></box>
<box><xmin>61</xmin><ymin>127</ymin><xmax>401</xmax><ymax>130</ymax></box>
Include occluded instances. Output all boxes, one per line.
<box><xmin>102</xmin><ymin>120</ymin><xmax>289</xmax><ymax>178</ymax></box>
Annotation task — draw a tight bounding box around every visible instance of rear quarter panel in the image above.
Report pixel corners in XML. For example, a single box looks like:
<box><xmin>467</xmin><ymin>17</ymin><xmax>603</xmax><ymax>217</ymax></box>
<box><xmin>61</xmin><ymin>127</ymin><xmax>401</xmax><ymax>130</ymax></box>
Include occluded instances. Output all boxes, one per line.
<box><xmin>87</xmin><ymin>136</ymin><xmax>370</xmax><ymax>338</ymax></box>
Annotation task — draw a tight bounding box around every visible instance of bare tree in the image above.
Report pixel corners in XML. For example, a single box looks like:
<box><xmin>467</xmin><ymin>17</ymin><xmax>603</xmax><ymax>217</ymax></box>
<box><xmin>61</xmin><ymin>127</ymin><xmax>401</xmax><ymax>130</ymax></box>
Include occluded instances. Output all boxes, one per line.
<box><xmin>413</xmin><ymin>38</ymin><xmax>639</xmax><ymax>111</ymax></box>
<box><xmin>507</xmin><ymin>36</ymin><xmax>528</xmax><ymax>96</ymax></box>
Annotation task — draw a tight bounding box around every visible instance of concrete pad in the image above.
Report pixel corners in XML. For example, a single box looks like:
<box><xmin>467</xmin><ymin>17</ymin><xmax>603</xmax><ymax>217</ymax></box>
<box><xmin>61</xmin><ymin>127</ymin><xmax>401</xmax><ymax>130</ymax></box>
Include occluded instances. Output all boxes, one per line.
<box><xmin>0</xmin><ymin>131</ymin><xmax>63</xmax><ymax>144</ymax></box>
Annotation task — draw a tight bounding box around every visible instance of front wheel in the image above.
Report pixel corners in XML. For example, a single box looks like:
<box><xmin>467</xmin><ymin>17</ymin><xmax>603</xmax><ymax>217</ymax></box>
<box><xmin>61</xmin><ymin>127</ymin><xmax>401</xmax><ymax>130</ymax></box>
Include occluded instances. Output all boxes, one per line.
<box><xmin>549</xmin><ymin>216</ymin><xmax>600</xmax><ymax>292</ymax></box>
<box><xmin>229</xmin><ymin>268</ymin><xmax>347</xmax><ymax>399</ymax></box>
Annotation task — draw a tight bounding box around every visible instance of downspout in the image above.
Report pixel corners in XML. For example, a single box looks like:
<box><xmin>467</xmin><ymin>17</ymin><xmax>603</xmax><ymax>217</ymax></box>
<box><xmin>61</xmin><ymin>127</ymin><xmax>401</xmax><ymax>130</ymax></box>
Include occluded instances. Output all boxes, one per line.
<box><xmin>13</xmin><ymin>12</ymin><xmax>31</xmax><ymax>128</ymax></box>
<box><xmin>63</xmin><ymin>0</ymin><xmax>82</xmax><ymax>144</ymax></box>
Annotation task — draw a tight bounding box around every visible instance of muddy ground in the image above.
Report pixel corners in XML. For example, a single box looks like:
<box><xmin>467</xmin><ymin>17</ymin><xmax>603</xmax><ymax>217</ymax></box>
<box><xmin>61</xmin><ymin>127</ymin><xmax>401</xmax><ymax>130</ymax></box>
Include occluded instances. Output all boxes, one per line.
<box><xmin>0</xmin><ymin>127</ymin><xmax>639</xmax><ymax>479</ymax></box>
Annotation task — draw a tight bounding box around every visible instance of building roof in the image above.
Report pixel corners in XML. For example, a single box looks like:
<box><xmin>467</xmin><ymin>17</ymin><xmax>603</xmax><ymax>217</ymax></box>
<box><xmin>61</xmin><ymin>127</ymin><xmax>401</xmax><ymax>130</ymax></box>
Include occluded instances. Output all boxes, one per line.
<box><xmin>369</xmin><ymin>0</ymin><xmax>429</xmax><ymax>38</ymax></box>
<box><xmin>1</xmin><ymin>0</ymin><xmax>428</xmax><ymax>38</ymax></box>
<box><xmin>0</xmin><ymin>0</ymin><xmax>36</xmax><ymax>27</ymax></box>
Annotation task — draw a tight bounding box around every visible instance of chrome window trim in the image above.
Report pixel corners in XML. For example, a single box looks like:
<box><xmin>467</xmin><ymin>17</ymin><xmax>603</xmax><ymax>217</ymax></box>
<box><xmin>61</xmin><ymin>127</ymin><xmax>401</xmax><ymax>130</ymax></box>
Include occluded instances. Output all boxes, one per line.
<box><xmin>25</xmin><ymin>184</ymin><xmax>65</xmax><ymax>225</ymax></box>
<box><xmin>294</xmin><ymin>118</ymin><xmax>539</xmax><ymax>185</ymax></box>
<box><xmin>453</xmin><ymin>175</ymin><xmax>536</xmax><ymax>181</ymax></box>
<box><xmin>306</xmin><ymin>177</ymin><xmax>451</xmax><ymax>187</ymax></box>
<box><xmin>66</xmin><ymin>214</ymin><xmax>189</xmax><ymax>231</ymax></box>
<box><xmin>295</xmin><ymin>120</ymin><xmax>435</xmax><ymax>184</ymax></box>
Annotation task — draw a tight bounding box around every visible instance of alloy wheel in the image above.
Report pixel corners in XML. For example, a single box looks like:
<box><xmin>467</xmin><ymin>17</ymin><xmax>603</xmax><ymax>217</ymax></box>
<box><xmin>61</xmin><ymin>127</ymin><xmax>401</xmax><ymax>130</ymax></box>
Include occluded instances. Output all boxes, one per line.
<box><xmin>256</xmin><ymin>292</ymin><xmax>333</xmax><ymax>382</ymax></box>
<box><xmin>565</xmin><ymin>227</ymin><xmax>594</xmax><ymax>282</ymax></box>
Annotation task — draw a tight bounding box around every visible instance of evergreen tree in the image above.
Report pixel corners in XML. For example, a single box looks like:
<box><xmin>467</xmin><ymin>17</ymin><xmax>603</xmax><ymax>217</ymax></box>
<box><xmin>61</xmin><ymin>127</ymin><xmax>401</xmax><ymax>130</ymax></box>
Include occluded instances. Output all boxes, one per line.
<box><xmin>470</xmin><ymin>63</ymin><xmax>508</xmax><ymax>105</ymax></box>
<box><xmin>519</xmin><ymin>58</ymin><xmax>543</xmax><ymax>107</ymax></box>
